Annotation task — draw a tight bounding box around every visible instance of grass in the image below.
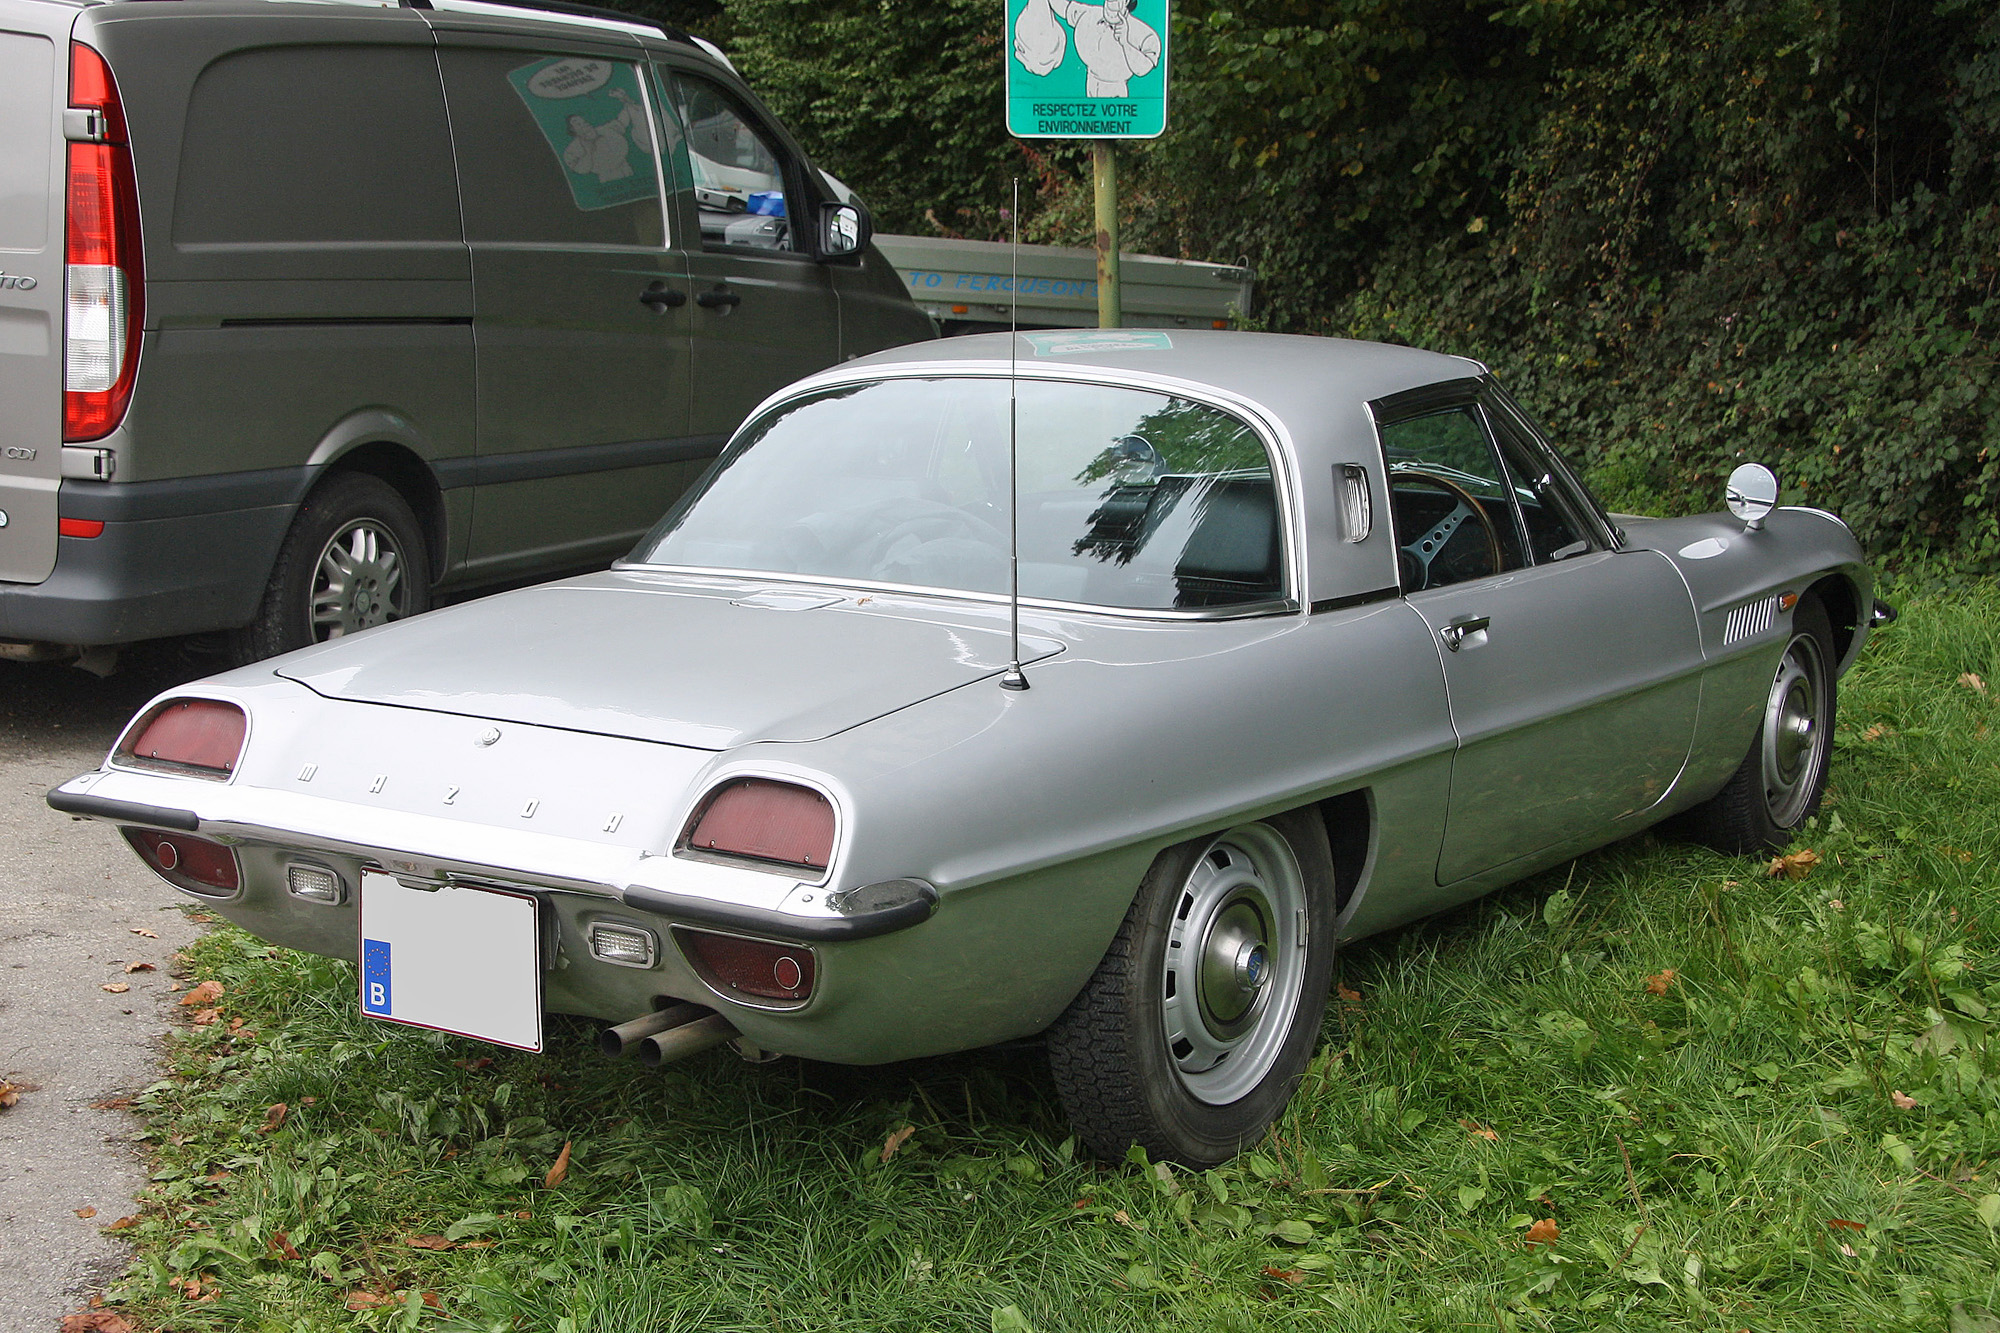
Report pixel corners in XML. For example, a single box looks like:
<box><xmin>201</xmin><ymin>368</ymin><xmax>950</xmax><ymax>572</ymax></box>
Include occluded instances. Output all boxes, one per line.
<box><xmin>104</xmin><ymin>572</ymin><xmax>2000</xmax><ymax>1332</ymax></box>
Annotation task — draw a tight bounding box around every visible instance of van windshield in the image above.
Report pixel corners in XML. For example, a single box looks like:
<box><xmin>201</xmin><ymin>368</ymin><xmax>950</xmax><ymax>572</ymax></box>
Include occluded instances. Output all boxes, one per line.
<box><xmin>631</xmin><ymin>377</ymin><xmax>1286</xmax><ymax>611</ymax></box>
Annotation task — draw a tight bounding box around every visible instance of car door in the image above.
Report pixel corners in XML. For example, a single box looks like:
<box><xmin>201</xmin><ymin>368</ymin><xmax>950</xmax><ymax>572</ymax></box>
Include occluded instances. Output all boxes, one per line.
<box><xmin>1374</xmin><ymin>384</ymin><xmax>1703</xmax><ymax>884</ymax></box>
<box><xmin>436</xmin><ymin>34</ymin><xmax>699</xmax><ymax>582</ymax></box>
<box><xmin>654</xmin><ymin>63</ymin><xmax>843</xmax><ymax>442</ymax></box>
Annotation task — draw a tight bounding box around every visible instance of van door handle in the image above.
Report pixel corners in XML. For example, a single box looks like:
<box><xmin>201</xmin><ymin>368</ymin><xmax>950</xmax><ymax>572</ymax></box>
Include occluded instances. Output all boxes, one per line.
<box><xmin>1439</xmin><ymin>616</ymin><xmax>1491</xmax><ymax>651</ymax></box>
<box><xmin>695</xmin><ymin>287</ymin><xmax>742</xmax><ymax>310</ymax></box>
<box><xmin>639</xmin><ymin>283</ymin><xmax>685</xmax><ymax>311</ymax></box>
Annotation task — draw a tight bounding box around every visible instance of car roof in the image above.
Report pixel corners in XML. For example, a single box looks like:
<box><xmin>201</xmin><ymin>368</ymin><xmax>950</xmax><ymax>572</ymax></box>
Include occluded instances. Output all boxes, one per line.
<box><xmin>840</xmin><ymin>330</ymin><xmax>1483</xmax><ymax>430</ymax></box>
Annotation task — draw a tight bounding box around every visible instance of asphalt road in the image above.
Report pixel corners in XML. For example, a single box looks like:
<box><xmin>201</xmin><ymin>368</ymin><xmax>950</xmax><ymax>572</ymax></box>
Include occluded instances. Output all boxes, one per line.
<box><xmin>0</xmin><ymin>650</ymin><xmax>209</xmax><ymax>1332</ymax></box>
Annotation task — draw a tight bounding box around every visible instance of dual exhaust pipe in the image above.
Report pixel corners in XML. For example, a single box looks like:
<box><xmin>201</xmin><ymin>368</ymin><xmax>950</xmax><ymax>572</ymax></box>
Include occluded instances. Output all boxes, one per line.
<box><xmin>597</xmin><ymin>1002</ymin><xmax>739</xmax><ymax>1067</ymax></box>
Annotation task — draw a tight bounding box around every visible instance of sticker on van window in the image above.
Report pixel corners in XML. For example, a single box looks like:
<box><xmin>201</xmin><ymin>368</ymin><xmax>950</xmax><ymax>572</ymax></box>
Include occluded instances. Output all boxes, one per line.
<box><xmin>508</xmin><ymin>57</ymin><xmax>659</xmax><ymax>212</ymax></box>
<box><xmin>1025</xmin><ymin>330</ymin><xmax>1174</xmax><ymax>356</ymax></box>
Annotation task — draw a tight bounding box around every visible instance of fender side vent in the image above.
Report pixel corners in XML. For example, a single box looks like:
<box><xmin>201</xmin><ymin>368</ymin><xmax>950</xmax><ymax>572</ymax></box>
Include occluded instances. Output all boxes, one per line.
<box><xmin>1723</xmin><ymin>594</ymin><xmax>1780</xmax><ymax>646</ymax></box>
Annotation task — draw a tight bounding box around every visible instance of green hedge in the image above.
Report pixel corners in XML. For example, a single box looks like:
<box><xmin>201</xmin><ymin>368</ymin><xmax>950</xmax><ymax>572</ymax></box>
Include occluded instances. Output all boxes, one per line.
<box><xmin>617</xmin><ymin>0</ymin><xmax>2000</xmax><ymax>568</ymax></box>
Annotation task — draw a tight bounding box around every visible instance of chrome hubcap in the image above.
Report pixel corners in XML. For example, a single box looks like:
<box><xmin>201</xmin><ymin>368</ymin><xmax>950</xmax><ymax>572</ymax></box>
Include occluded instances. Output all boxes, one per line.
<box><xmin>1163</xmin><ymin>823</ymin><xmax>1308</xmax><ymax>1105</ymax></box>
<box><xmin>311</xmin><ymin>519</ymin><xmax>407</xmax><ymax>640</ymax></box>
<box><xmin>1761</xmin><ymin>630</ymin><xmax>1828</xmax><ymax>827</ymax></box>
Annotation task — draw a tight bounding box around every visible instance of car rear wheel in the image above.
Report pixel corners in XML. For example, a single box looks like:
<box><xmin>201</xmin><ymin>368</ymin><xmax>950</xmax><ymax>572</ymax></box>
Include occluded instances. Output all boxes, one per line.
<box><xmin>230</xmin><ymin>473</ymin><xmax>430</xmax><ymax>664</ymax></box>
<box><xmin>1046</xmin><ymin>809</ymin><xmax>1337</xmax><ymax>1167</ymax></box>
<box><xmin>1678</xmin><ymin>596</ymin><xmax>1837</xmax><ymax>855</ymax></box>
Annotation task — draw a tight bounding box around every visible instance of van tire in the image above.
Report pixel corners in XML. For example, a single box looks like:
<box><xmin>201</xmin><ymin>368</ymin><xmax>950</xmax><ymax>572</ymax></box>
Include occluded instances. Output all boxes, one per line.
<box><xmin>230</xmin><ymin>473</ymin><xmax>431</xmax><ymax>664</ymax></box>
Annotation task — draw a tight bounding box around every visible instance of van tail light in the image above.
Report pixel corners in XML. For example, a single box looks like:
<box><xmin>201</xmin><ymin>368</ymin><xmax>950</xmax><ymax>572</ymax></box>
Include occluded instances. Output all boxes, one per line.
<box><xmin>682</xmin><ymin>779</ymin><xmax>834</xmax><ymax>872</ymax></box>
<box><xmin>64</xmin><ymin>41</ymin><xmax>144</xmax><ymax>443</ymax></box>
<box><xmin>123</xmin><ymin>828</ymin><xmax>240</xmax><ymax>897</ymax></box>
<box><xmin>116</xmin><ymin>698</ymin><xmax>247</xmax><ymax>779</ymax></box>
<box><xmin>675</xmin><ymin>928</ymin><xmax>815</xmax><ymax>1004</ymax></box>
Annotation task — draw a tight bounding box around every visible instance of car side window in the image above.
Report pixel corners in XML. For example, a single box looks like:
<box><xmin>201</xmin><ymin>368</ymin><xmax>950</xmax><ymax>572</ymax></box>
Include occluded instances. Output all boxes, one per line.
<box><xmin>668</xmin><ymin>73</ymin><xmax>799</xmax><ymax>254</ymax></box>
<box><xmin>440</xmin><ymin>50</ymin><xmax>666</xmax><ymax>248</ymax></box>
<box><xmin>1377</xmin><ymin>406</ymin><xmax>1526</xmax><ymax>592</ymax></box>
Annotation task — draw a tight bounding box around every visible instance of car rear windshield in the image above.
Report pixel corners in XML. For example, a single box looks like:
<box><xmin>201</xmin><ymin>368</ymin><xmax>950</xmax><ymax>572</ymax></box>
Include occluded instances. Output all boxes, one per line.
<box><xmin>633</xmin><ymin>376</ymin><xmax>1286</xmax><ymax>611</ymax></box>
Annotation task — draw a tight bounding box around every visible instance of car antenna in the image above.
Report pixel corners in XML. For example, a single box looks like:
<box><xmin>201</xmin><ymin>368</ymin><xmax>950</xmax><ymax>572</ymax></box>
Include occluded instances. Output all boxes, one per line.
<box><xmin>1000</xmin><ymin>176</ymin><xmax>1030</xmax><ymax>692</ymax></box>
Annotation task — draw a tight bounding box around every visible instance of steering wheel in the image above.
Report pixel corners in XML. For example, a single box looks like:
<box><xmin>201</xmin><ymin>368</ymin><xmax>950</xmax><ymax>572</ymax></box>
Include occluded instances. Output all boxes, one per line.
<box><xmin>1390</xmin><ymin>468</ymin><xmax>1504</xmax><ymax>591</ymax></box>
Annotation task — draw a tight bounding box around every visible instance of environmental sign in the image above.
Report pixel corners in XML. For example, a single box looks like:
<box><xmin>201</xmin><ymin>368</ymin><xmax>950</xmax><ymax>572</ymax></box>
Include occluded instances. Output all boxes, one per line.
<box><xmin>1005</xmin><ymin>0</ymin><xmax>1168</xmax><ymax>139</ymax></box>
<box><xmin>507</xmin><ymin>56</ymin><xmax>659</xmax><ymax>211</ymax></box>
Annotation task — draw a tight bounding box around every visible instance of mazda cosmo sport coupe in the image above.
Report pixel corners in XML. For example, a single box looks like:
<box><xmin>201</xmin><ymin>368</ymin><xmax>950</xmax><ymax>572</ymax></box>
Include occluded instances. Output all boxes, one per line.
<box><xmin>52</xmin><ymin>331</ymin><xmax>1882</xmax><ymax>1165</ymax></box>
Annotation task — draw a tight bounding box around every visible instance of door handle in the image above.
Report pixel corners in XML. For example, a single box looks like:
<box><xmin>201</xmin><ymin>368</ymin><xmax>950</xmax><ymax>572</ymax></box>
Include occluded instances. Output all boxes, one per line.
<box><xmin>695</xmin><ymin>287</ymin><xmax>742</xmax><ymax>310</ymax></box>
<box><xmin>1439</xmin><ymin>616</ymin><xmax>1491</xmax><ymax>651</ymax></box>
<box><xmin>639</xmin><ymin>283</ymin><xmax>685</xmax><ymax>311</ymax></box>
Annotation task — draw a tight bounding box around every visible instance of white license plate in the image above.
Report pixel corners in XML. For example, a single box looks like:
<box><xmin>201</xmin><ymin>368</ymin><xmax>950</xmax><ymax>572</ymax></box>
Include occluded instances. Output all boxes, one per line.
<box><xmin>358</xmin><ymin>870</ymin><xmax>542</xmax><ymax>1052</ymax></box>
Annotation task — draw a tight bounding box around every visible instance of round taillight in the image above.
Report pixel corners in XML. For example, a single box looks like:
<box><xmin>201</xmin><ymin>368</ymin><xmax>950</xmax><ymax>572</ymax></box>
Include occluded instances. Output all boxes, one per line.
<box><xmin>674</xmin><ymin>928</ymin><xmax>815</xmax><ymax>1004</ymax></box>
<box><xmin>123</xmin><ymin>828</ymin><xmax>239</xmax><ymax>897</ymax></box>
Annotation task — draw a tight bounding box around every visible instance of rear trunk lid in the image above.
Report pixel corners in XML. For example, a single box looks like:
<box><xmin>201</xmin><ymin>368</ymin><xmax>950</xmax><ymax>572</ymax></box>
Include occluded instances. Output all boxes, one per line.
<box><xmin>272</xmin><ymin>573</ymin><xmax>1062</xmax><ymax>749</ymax></box>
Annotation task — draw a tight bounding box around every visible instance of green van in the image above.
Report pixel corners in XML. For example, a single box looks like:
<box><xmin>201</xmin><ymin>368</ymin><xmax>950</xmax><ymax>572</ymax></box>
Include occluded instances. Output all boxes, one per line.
<box><xmin>0</xmin><ymin>0</ymin><xmax>933</xmax><ymax>668</ymax></box>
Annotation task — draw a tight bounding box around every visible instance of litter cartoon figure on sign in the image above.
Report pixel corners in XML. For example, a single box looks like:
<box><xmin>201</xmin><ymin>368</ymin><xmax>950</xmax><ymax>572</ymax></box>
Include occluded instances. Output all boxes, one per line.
<box><xmin>562</xmin><ymin>87</ymin><xmax>650</xmax><ymax>184</ymax></box>
<box><xmin>1014</xmin><ymin>0</ymin><xmax>1161</xmax><ymax>97</ymax></box>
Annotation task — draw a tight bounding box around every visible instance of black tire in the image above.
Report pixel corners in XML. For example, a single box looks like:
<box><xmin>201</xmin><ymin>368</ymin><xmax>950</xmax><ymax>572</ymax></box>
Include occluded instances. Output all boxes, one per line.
<box><xmin>229</xmin><ymin>473</ymin><xmax>430</xmax><ymax>665</ymax></box>
<box><xmin>1046</xmin><ymin>808</ymin><xmax>1338</xmax><ymax>1167</ymax></box>
<box><xmin>1678</xmin><ymin>597</ymin><xmax>1837</xmax><ymax>855</ymax></box>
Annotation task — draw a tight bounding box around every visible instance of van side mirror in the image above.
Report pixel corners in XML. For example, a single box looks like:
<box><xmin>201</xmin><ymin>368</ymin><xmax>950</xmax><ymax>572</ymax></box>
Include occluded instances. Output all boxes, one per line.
<box><xmin>815</xmin><ymin>201</ymin><xmax>871</xmax><ymax>264</ymax></box>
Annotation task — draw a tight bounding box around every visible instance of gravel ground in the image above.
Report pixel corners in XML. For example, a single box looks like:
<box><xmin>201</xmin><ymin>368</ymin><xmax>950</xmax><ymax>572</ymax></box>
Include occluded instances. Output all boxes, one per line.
<box><xmin>0</xmin><ymin>651</ymin><xmax>208</xmax><ymax>1333</ymax></box>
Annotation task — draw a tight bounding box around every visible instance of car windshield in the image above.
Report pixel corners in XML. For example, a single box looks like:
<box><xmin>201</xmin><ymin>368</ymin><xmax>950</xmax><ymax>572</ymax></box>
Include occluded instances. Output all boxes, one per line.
<box><xmin>632</xmin><ymin>376</ymin><xmax>1286</xmax><ymax>611</ymax></box>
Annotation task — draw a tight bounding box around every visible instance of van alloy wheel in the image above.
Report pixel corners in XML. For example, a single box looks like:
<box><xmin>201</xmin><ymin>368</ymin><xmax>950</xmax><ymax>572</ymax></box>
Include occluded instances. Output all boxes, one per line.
<box><xmin>311</xmin><ymin>518</ymin><xmax>409</xmax><ymax>639</ymax></box>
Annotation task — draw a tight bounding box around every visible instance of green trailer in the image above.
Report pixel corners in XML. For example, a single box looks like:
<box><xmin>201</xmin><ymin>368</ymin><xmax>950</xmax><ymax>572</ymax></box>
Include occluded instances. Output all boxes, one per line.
<box><xmin>873</xmin><ymin>233</ymin><xmax>1253</xmax><ymax>337</ymax></box>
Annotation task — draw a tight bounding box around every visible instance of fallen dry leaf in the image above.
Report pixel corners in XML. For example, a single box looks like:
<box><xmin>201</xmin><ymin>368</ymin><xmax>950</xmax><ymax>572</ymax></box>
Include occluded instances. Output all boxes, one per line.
<box><xmin>1263</xmin><ymin>1265</ymin><xmax>1306</xmax><ymax>1284</ymax></box>
<box><xmin>258</xmin><ymin>1103</ymin><xmax>288</xmax><ymax>1134</ymax></box>
<box><xmin>123</xmin><ymin>961</ymin><xmax>155</xmax><ymax>974</ymax></box>
<box><xmin>1959</xmin><ymin>672</ymin><xmax>1987</xmax><ymax>692</ymax></box>
<box><xmin>880</xmin><ymin>1124</ymin><xmax>916</xmax><ymax>1164</ymax></box>
<box><xmin>404</xmin><ymin>1235</ymin><xmax>455</xmax><ymax>1251</ymax></box>
<box><xmin>454</xmin><ymin>1057</ymin><xmax>495</xmax><ymax>1071</ymax></box>
<box><xmin>1891</xmin><ymin>1090</ymin><xmax>1918</xmax><ymax>1110</ymax></box>
<box><xmin>268</xmin><ymin>1231</ymin><xmax>301</xmax><ymax>1261</ymax></box>
<box><xmin>1072</xmin><ymin>1196</ymin><xmax>1094</xmax><ymax>1210</ymax></box>
<box><xmin>1644</xmin><ymin>968</ymin><xmax>1678</xmax><ymax>996</ymax></box>
<box><xmin>58</xmin><ymin>1310</ymin><xmax>134</xmax><ymax>1333</ymax></box>
<box><xmin>0</xmin><ymin>1082</ymin><xmax>20</xmax><ymax>1110</ymax></box>
<box><xmin>178</xmin><ymin>980</ymin><xmax>224</xmax><ymax>1006</ymax></box>
<box><xmin>1839</xmin><ymin>1242</ymin><xmax>1859</xmax><ymax>1258</ymax></box>
<box><xmin>75</xmin><ymin>1206</ymin><xmax>97</xmax><ymax>1219</ymax></box>
<box><xmin>1828</xmin><ymin>1218</ymin><xmax>1866</xmax><ymax>1232</ymax></box>
<box><xmin>1524</xmin><ymin>1218</ymin><xmax>1560</xmax><ymax>1248</ymax></box>
<box><xmin>100</xmin><ymin>982</ymin><xmax>130</xmax><ymax>994</ymax></box>
<box><xmin>514</xmin><ymin>1210</ymin><xmax>532</xmax><ymax>1221</ymax></box>
<box><xmin>89</xmin><ymin>1097</ymin><xmax>131</xmax><ymax>1111</ymax></box>
<box><xmin>129</xmin><ymin>928</ymin><xmax>157</xmax><ymax>939</ymax></box>
<box><xmin>101</xmin><ymin>1216</ymin><xmax>139</xmax><ymax>1232</ymax></box>
<box><xmin>543</xmin><ymin>1139</ymin><xmax>572</xmax><ymax>1189</ymax></box>
<box><xmin>1861</xmin><ymin>723</ymin><xmax>1894</xmax><ymax>741</ymax></box>
<box><xmin>190</xmin><ymin>1008</ymin><xmax>220</xmax><ymax>1027</ymax></box>
<box><xmin>1112</xmin><ymin>1209</ymin><xmax>1136</xmax><ymax>1228</ymax></box>
<box><xmin>344</xmin><ymin>1292</ymin><xmax>397</xmax><ymax>1310</ymax></box>
<box><xmin>1459</xmin><ymin>1119</ymin><xmax>1500</xmax><ymax>1142</ymax></box>
<box><xmin>1767</xmin><ymin>849</ymin><xmax>1821</xmax><ymax>881</ymax></box>
<box><xmin>204</xmin><ymin>1170</ymin><xmax>230</xmax><ymax>1184</ymax></box>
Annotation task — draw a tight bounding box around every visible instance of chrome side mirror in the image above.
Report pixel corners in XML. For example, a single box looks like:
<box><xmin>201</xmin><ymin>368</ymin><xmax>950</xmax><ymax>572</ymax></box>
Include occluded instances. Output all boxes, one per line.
<box><xmin>816</xmin><ymin>200</ymin><xmax>870</xmax><ymax>264</ymax></box>
<box><xmin>1725</xmin><ymin>463</ymin><xmax>1778</xmax><ymax>531</ymax></box>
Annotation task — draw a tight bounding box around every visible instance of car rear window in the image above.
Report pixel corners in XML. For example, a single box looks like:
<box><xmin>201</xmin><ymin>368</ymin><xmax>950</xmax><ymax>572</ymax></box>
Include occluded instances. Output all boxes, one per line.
<box><xmin>633</xmin><ymin>376</ymin><xmax>1287</xmax><ymax>612</ymax></box>
<box><xmin>173</xmin><ymin>45</ymin><xmax>460</xmax><ymax>245</ymax></box>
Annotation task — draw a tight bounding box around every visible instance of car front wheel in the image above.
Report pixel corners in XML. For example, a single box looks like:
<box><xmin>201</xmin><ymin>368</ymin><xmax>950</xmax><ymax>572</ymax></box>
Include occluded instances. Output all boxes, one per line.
<box><xmin>1046</xmin><ymin>809</ymin><xmax>1338</xmax><ymax>1167</ymax></box>
<box><xmin>1679</xmin><ymin>596</ymin><xmax>1837</xmax><ymax>855</ymax></box>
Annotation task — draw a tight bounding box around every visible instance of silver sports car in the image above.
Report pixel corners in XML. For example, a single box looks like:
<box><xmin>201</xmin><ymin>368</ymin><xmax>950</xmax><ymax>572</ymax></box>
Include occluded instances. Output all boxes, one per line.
<box><xmin>51</xmin><ymin>331</ymin><xmax>1882</xmax><ymax>1166</ymax></box>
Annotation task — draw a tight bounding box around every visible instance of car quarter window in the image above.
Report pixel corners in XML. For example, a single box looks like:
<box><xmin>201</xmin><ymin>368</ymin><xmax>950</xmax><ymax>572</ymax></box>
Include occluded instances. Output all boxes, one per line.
<box><xmin>635</xmin><ymin>377</ymin><xmax>1287</xmax><ymax>612</ymax></box>
<box><xmin>1482</xmin><ymin>406</ymin><xmax>1596</xmax><ymax>564</ymax></box>
<box><xmin>667</xmin><ymin>72</ymin><xmax>800</xmax><ymax>254</ymax></box>
<box><xmin>1376</xmin><ymin>406</ymin><xmax>1527</xmax><ymax>592</ymax></box>
<box><xmin>440</xmin><ymin>50</ymin><xmax>667</xmax><ymax>248</ymax></box>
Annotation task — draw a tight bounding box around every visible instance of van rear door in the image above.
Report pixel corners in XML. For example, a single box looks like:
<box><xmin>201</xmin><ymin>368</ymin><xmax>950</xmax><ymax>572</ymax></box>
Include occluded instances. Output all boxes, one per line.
<box><xmin>0</xmin><ymin>9</ymin><xmax>65</xmax><ymax>586</ymax></box>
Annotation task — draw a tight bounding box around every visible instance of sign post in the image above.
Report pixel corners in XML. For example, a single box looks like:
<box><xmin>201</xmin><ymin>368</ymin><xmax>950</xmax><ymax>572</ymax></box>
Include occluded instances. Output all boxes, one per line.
<box><xmin>1005</xmin><ymin>0</ymin><xmax>1169</xmax><ymax>328</ymax></box>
